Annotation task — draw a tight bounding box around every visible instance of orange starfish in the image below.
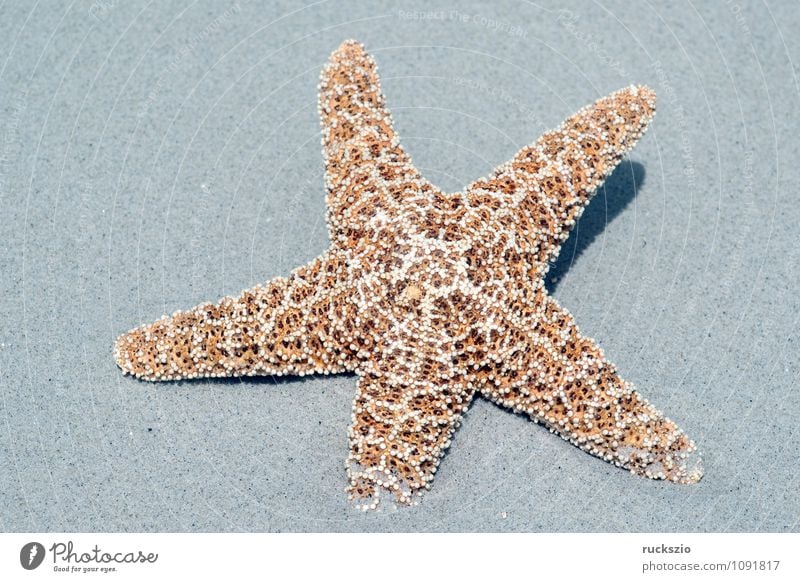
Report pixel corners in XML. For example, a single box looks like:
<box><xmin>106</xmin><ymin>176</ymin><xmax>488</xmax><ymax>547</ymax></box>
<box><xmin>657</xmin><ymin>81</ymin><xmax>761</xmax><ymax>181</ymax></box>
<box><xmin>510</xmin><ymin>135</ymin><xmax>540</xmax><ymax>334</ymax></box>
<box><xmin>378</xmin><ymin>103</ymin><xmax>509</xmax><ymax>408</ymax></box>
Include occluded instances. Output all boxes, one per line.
<box><xmin>115</xmin><ymin>40</ymin><xmax>703</xmax><ymax>509</ymax></box>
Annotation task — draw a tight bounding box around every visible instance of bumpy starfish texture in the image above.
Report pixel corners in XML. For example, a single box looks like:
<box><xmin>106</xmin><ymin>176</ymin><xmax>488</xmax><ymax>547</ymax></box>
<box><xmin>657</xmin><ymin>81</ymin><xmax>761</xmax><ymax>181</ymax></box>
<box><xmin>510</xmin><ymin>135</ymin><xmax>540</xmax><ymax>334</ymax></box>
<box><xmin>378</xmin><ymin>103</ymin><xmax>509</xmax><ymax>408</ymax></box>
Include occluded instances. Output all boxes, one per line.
<box><xmin>115</xmin><ymin>40</ymin><xmax>703</xmax><ymax>509</ymax></box>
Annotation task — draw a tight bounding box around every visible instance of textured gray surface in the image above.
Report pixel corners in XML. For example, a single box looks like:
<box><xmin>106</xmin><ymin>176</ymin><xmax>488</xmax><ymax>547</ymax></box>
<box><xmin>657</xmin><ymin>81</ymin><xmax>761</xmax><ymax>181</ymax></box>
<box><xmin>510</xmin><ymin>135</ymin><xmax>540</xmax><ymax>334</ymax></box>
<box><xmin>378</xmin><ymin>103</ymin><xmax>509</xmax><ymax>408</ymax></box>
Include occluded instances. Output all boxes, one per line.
<box><xmin>1</xmin><ymin>0</ymin><xmax>798</xmax><ymax>532</ymax></box>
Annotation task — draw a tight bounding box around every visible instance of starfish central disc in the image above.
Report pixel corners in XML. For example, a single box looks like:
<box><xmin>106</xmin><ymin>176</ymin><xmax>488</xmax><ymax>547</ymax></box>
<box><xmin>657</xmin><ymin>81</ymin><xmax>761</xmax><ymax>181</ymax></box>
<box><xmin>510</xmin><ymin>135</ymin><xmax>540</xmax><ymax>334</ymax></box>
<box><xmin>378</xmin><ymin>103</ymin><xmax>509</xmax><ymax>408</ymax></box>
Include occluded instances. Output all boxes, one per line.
<box><xmin>358</xmin><ymin>230</ymin><xmax>475</xmax><ymax>317</ymax></box>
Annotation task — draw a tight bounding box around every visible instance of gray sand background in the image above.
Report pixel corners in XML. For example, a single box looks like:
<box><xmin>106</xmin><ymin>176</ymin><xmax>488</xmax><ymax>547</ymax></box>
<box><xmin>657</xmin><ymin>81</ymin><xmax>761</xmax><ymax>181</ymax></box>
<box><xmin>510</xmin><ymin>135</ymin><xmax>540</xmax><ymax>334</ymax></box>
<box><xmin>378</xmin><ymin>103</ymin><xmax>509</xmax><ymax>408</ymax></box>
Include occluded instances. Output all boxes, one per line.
<box><xmin>1</xmin><ymin>0</ymin><xmax>798</xmax><ymax>532</ymax></box>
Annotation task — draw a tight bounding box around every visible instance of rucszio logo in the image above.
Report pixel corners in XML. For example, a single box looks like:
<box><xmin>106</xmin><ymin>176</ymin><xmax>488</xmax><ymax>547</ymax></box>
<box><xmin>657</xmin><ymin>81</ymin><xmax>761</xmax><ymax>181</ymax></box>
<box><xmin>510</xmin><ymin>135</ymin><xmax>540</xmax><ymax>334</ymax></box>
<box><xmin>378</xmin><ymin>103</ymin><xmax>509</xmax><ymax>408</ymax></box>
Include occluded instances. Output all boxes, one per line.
<box><xmin>20</xmin><ymin>542</ymin><xmax>46</xmax><ymax>570</ymax></box>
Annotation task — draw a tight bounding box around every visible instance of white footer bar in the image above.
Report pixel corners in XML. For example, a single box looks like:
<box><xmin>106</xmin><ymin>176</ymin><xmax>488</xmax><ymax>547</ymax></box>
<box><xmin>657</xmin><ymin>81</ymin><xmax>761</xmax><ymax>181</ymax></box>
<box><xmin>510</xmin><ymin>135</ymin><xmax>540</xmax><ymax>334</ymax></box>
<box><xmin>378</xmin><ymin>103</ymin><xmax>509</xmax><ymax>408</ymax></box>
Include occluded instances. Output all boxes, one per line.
<box><xmin>1</xmin><ymin>533</ymin><xmax>797</xmax><ymax>581</ymax></box>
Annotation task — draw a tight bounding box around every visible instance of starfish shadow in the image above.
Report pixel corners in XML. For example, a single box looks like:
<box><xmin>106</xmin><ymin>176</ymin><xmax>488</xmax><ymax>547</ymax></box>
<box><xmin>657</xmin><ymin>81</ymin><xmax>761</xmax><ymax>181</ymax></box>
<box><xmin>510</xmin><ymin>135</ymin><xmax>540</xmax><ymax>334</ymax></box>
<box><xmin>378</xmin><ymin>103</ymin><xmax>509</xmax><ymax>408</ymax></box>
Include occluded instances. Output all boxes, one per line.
<box><xmin>545</xmin><ymin>160</ymin><xmax>645</xmax><ymax>292</ymax></box>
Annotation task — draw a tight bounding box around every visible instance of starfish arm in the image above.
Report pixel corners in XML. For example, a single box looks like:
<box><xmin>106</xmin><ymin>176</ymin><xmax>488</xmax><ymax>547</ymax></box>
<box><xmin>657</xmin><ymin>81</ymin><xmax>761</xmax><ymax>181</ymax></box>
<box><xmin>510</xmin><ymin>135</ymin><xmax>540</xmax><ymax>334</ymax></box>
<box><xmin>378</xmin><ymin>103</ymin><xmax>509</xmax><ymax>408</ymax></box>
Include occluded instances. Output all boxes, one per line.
<box><xmin>480</xmin><ymin>292</ymin><xmax>702</xmax><ymax>484</ymax></box>
<box><xmin>466</xmin><ymin>86</ymin><xmax>656</xmax><ymax>266</ymax></box>
<box><xmin>114</xmin><ymin>251</ymin><xmax>356</xmax><ymax>381</ymax></box>
<box><xmin>346</xmin><ymin>365</ymin><xmax>476</xmax><ymax>509</ymax></box>
<box><xmin>318</xmin><ymin>40</ymin><xmax>429</xmax><ymax>238</ymax></box>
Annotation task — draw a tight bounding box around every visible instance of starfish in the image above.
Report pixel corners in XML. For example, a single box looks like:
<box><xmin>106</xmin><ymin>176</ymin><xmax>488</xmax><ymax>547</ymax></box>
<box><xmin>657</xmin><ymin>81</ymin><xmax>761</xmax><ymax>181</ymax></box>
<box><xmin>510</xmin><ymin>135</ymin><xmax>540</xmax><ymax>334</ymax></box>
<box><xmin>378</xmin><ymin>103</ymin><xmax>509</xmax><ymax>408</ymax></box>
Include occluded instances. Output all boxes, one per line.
<box><xmin>115</xmin><ymin>40</ymin><xmax>703</xmax><ymax>509</ymax></box>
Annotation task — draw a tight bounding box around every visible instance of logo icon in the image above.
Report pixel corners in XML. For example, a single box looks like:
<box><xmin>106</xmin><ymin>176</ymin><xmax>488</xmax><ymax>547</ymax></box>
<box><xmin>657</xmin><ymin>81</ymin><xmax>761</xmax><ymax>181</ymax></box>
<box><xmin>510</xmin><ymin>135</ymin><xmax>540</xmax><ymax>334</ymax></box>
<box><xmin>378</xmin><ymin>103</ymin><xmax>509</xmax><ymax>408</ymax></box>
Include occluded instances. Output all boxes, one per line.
<box><xmin>20</xmin><ymin>542</ymin><xmax>45</xmax><ymax>570</ymax></box>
